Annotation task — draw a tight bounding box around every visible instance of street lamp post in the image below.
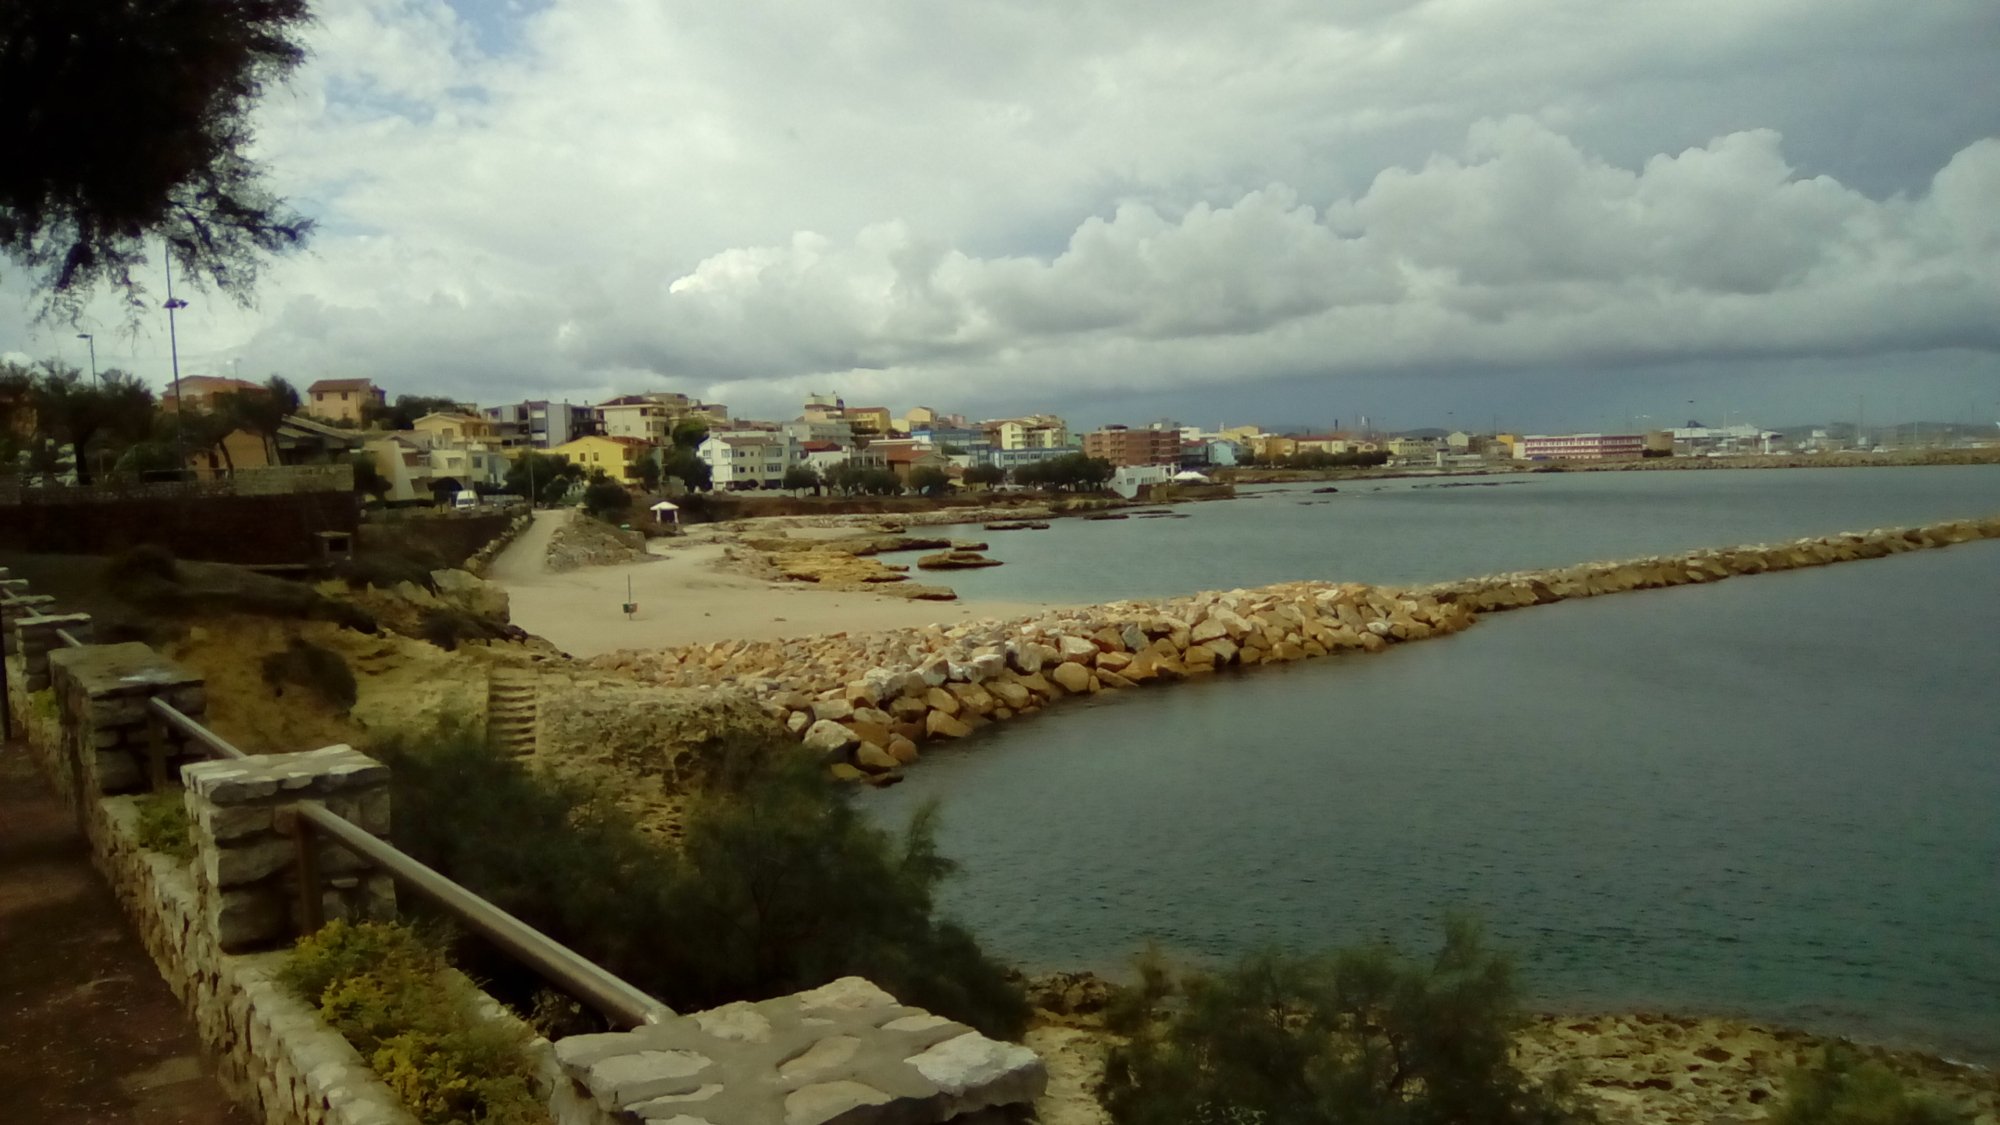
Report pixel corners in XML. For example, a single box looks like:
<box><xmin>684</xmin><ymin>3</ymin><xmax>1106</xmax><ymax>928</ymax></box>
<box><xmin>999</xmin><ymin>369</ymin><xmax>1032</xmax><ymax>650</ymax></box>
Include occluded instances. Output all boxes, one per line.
<box><xmin>164</xmin><ymin>246</ymin><xmax>190</xmax><ymax>479</ymax></box>
<box><xmin>76</xmin><ymin>333</ymin><xmax>97</xmax><ymax>384</ymax></box>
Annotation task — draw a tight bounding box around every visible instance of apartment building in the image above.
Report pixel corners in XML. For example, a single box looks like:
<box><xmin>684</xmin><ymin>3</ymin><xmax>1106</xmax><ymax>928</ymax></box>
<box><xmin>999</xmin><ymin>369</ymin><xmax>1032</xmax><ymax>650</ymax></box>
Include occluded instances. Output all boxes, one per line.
<box><xmin>1511</xmin><ymin>433</ymin><xmax>1645</xmax><ymax>461</ymax></box>
<box><xmin>1081</xmin><ymin>425</ymin><xmax>1182</xmax><ymax>466</ymax></box>
<box><xmin>483</xmin><ymin>400</ymin><xmax>595</xmax><ymax>449</ymax></box>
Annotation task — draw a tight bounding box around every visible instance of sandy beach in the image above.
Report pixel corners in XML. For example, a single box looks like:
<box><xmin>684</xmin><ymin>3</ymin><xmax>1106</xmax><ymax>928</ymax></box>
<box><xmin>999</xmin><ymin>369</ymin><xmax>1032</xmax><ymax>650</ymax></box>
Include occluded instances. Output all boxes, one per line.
<box><xmin>488</xmin><ymin>510</ymin><xmax>1054</xmax><ymax>657</ymax></box>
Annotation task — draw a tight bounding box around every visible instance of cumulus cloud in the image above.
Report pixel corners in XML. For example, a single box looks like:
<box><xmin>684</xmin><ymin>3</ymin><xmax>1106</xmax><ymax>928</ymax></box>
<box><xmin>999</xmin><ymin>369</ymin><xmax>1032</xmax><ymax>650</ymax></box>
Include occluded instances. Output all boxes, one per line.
<box><xmin>3</xmin><ymin>0</ymin><xmax>1996</xmax><ymax>421</ymax></box>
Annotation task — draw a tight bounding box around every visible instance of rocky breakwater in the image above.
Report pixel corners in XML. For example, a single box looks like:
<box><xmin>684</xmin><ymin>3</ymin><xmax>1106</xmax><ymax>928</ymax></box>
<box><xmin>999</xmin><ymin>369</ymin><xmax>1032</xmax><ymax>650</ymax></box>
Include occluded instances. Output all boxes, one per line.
<box><xmin>594</xmin><ymin>578</ymin><xmax>1475</xmax><ymax>781</ymax></box>
<box><xmin>1405</xmin><ymin>516</ymin><xmax>2000</xmax><ymax>615</ymax></box>
<box><xmin>591</xmin><ymin>515</ymin><xmax>2000</xmax><ymax>783</ymax></box>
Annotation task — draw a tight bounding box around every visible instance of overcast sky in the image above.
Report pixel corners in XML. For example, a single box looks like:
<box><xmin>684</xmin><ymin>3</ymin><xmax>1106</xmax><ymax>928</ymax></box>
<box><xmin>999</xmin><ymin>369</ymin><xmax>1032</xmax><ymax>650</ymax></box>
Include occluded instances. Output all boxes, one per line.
<box><xmin>5</xmin><ymin>0</ymin><xmax>1998</xmax><ymax>431</ymax></box>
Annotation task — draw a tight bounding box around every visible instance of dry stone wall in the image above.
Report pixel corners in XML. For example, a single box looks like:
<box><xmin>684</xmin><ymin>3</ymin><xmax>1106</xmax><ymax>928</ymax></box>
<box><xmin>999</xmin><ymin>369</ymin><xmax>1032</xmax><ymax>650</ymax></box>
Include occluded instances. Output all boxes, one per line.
<box><xmin>591</xmin><ymin>516</ymin><xmax>2000</xmax><ymax>780</ymax></box>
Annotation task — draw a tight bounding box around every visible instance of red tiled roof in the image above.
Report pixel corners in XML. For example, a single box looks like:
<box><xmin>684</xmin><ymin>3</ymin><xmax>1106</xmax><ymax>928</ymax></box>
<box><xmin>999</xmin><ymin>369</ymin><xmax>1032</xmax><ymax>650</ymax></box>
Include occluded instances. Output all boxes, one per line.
<box><xmin>307</xmin><ymin>378</ymin><xmax>377</xmax><ymax>393</ymax></box>
<box><xmin>800</xmin><ymin>441</ymin><xmax>843</xmax><ymax>453</ymax></box>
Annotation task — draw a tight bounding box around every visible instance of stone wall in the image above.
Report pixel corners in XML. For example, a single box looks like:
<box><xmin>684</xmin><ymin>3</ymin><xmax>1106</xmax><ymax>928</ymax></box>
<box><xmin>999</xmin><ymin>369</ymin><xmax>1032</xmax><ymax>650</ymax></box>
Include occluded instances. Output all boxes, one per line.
<box><xmin>0</xmin><ymin>490</ymin><xmax>362</xmax><ymax>564</ymax></box>
<box><xmin>590</xmin><ymin>516</ymin><xmax>2000</xmax><ymax>780</ymax></box>
<box><xmin>4</xmin><ymin>582</ymin><xmax>424</xmax><ymax>1124</ymax></box>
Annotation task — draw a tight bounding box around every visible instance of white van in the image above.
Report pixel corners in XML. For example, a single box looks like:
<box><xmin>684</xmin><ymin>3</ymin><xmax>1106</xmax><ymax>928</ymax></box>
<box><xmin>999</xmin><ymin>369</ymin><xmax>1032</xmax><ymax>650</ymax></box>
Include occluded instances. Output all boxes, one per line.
<box><xmin>453</xmin><ymin>490</ymin><xmax>479</xmax><ymax>510</ymax></box>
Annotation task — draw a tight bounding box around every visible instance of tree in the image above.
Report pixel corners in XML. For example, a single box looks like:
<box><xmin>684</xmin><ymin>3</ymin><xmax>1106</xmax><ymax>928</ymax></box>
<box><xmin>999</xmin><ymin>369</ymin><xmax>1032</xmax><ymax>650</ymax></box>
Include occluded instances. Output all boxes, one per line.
<box><xmin>503</xmin><ymin>451</ymin><xmax>582</xmax><ymax>506</ymax></box>
<box><xmin>350</xmin><ymin>453</ymin><xmax>391</xmax><ymax>501</ymax></box>
<box><xmin>662</xmin><ymin>446</ymin><xmax>711</xmax><ymax>491</ymax></box>
<box><xmin>909</xmin><ymin>465</ymin><xmax>951</xmax><ymax>497</ymax></box>
<box><xmin>0</xmin><ymin>0</ymin><xmax>314</xmax><ymax>314</ymax></box>
<box><xmin>962</xmin><ymin>463</ymin><xmax>1007</xmax><ymax>489</ymax></box>
<box><xmin>670</xmin><ymin>417</ymin><xmax>710</xmax><ymax>450</ymax></box>
<box><xmin>782</xmin><ymin>464</ymin><xmax>820</xmax><ymax>494</ymax></box>
<box><xmin>218</xmin><ymin>375</ymin><xmax>300</xmax><ymax>463</ymax></box>
<box><xmin>26</xmin><ymin>360</ymin><xmax>156</xmax><ymax>484</ymax></box>
<box><xmin>581</xmin><ymin>475</ymin><xmax>633</xmax><ymax>520</ymax></box>
<box><xmin>636</xmin><ymin>455</ymin><xmax>663</xmax><ymax>492</ymax></box>
<box><xmin>368</xmin><ymin>394</ymin><xmax>462</xmax><ymax>431</ymax></box>
<box><xmin>1015</xmin><ymin>452</ymin><xmax>1114</xmax><ymax>492</ymax></box>
<box><xmin>1100</xmin><ymin>919</ymin><xmax>1598</xmax><ymax>1125</ymax></box>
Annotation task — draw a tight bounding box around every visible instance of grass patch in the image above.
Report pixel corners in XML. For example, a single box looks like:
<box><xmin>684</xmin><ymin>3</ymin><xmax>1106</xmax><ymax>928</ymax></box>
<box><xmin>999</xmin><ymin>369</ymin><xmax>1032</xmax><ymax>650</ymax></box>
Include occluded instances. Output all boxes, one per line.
<box><xmin>378</xmin><ymin>723</ymin><xmax>1029</xmax><ymax>1039</ymax></box>
<box><xmin>279</xmin><ymin>921</ymin><xmax>544</xmax><ymax>1125</ymax></box>
<box><xmin>132</xmin><ymin>790</ymin><xmax>193</xmax><ymax>861</ymax></box>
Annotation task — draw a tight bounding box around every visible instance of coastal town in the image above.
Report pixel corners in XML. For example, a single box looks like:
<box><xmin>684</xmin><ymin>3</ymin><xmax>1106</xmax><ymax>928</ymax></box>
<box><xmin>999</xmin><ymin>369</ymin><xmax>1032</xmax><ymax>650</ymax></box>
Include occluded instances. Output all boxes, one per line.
<box><xmin>10</xmin><ymin>363</ymin><xmax>1989</xmax><ymax>509</ymax></box>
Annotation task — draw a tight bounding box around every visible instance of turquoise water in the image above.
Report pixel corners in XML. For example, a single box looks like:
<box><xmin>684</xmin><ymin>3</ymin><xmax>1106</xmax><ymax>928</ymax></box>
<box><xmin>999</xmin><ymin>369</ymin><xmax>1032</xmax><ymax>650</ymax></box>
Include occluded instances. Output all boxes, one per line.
<box><xmin>865</xmin><ymin>471</ymin><xmax>2000</xmax><ymax>1061</ymax></box>
<box><xmin>892</xmin><ymin>464</ymin><xmax>2000</xmax><ymax>600</ymax></box>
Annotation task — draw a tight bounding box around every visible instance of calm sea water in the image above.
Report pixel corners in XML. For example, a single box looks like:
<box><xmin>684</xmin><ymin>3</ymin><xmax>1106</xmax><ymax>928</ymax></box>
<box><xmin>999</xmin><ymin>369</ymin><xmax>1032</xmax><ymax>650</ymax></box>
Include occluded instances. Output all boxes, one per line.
<box><xmin>892</xmin><ymin>464</ymin><xmax>2000</xmax><ymax>600</ymax></box>
<box><xmin>865</xmin><ymin>469</ymin><xmax>2000</xmax><ymax>1061</ymax></box>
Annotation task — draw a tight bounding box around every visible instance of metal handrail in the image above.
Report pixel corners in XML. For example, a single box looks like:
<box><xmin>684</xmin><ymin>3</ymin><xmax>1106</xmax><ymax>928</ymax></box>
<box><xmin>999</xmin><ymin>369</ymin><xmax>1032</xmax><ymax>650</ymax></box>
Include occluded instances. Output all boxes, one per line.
<box><xmin>148</xmin><ymin>698</ymin><xmax>251</xmax><ymax>761</ymax></box>
<box><xmin>55</xmin><ymin>628</ymin><xmax>84</xmax><ymax>648</ymax></box>
<box><xmin>294</xmin><ymin>800</ymin><xmax>672</xmax><ymax>1029</ymax></box>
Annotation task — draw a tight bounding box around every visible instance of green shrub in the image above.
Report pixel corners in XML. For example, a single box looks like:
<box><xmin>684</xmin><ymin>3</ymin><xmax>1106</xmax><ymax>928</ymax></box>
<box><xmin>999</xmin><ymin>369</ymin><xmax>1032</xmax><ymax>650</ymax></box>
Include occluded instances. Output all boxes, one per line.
<box><xmin>104</xmin><ymin>543</ymin><xmax>181</xmax><ymax>585</ymax></box>
<box><xmin>132</xmin><ymin>790</ymin><xmax>193</xmax><ymax>861</ymax></box>
<box><xmin>377</xmin><ymin>725</ymin><xmax>1030</xmax><ymax>1039</ymax></box>
<box><xmin>581</xmin><ymin>477</ymin><xmax>632</xmax><ymax>520</ymax></box>
<box><xmin>260</xmin><ymin>637</ymin><xmax>359</xmax><ymax>712</ymax></box>
<box><xmin>279</xmin><ymin>921</ymin><xmax>543</xmax><ymax>1125</ymax></box>
<box><xmin>416</xmin><ymin>606</ymin><xmax>508</xmax><ymax>651</ymax></box>
<box><xmin>1100</xmin><ymin>919</ymin><xmax>1598</xmax><ymax>1125</ymax></box>
<box><xmin>1771</xmin><ymin>1046</ymin><xmax>1971</xmax><ymax>1125</ymax></box>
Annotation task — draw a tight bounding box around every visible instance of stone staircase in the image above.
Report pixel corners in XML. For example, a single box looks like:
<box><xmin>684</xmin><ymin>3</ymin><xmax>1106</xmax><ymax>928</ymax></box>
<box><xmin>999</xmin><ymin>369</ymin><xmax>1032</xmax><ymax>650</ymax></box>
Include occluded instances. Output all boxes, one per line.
<box><xmin>486</xmin><ymin>671</ymin><xmax>538</xmax><ymax>756</ymax></box>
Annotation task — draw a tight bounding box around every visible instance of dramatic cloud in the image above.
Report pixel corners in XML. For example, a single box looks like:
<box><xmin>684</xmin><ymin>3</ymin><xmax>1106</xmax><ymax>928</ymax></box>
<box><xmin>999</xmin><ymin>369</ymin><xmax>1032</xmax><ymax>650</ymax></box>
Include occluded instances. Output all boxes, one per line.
<box><xmin>5</xmin><ymin>0</ymin><xmax>1997</xmax><ymax>425</ymax></box>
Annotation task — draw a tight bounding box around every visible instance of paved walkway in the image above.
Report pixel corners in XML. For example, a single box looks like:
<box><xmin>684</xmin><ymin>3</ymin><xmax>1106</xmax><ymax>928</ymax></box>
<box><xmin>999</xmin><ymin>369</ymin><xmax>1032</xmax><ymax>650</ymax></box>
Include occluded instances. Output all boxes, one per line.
<box><xmin>0</xmin><ymin>744</ymin><xmax>248</xmax><ymax>1125</ymax></box>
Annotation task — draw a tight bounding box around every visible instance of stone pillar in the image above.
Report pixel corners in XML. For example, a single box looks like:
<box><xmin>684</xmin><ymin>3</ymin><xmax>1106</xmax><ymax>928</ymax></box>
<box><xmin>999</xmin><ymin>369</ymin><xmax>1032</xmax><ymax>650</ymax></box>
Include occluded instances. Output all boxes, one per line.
<box><xmin>13</xmin><ymin>612</ymin><xmax>93</xmax><ymax>692</ymax></box>
<box><xmin>183</xmin><ymin>747</ymin><xmax>397</xmax><ymax>953</ymax></box>
<box><xmin>47</xmin><ymin>643</ymin><xmax>209</xmax><ymax>798</ymax></box>
<box><xmin>0</xmin><ymin>591</ymin><xmax>54</xmax><ymax>656</ymax></box>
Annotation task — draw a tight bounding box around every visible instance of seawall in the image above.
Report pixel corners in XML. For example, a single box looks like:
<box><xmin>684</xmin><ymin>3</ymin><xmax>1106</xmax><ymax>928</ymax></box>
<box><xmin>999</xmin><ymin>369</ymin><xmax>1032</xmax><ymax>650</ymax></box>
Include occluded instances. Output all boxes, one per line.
<box><xmin>590</xmin><ymin>515</ymin><xmax>2000</xmax><ymax>778</ymax></box>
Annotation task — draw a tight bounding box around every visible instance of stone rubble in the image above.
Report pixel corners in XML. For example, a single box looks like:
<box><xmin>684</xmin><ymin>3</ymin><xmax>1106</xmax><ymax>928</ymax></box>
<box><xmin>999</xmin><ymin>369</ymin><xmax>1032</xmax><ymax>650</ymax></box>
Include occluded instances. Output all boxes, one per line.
<box><xmin>547</xmin><ymin>516</ymin><xmax>655</xmax><ymax>572</ymax></box>
<box><xmin>588</xmin><ymin>516</ymin><xmax>2000</xmax><ymax>781</ymax></box>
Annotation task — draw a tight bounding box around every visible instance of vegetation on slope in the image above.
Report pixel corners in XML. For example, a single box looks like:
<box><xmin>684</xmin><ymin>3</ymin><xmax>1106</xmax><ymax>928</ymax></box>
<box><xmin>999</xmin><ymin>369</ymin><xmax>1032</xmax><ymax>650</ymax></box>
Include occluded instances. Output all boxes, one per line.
<box><xmin>378</xmin><ymin>725</ymin><xmax>1030</xmax><ymax>1039</ymax></box>
<box><xmin>1099</xmin><ymin>919</ymin><xmax>1599</xmax><ymax>1125</ymax></box>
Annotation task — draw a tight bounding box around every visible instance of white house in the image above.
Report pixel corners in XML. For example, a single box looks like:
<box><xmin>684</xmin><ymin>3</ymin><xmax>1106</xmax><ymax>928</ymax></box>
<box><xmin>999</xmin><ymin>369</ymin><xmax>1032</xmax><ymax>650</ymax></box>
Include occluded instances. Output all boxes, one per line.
<box><xmin>699</xmin><ymin>431</ymin><xmax>799</xmax><ymax>489</ymax></box>
<box><xmin>1108</xmin><ymin>463</ymin><xmax>1173</xmax><ymax>499</ymax></box>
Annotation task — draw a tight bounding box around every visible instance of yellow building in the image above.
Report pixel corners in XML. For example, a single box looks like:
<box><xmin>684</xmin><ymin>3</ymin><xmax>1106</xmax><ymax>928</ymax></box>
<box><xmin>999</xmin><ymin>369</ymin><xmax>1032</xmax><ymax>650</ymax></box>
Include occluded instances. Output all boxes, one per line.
<box><xmin>845</xmin><ymin>406</ymin><xmax>894</xmax><ymax>434</ymax></box>
<box><xmin>411</xmin><ymin>411</ymin><xmax>497</xmax><ymax>446</ymax></box>
<box><xmin>550</xmin><ymin>434</ymin><xmax>650</xmax><ymax>484</ymax></box>
<box><xmin>306</xmin><ymin>378</ymin><xmax>384</xmax><ymax>424</ymax></box>
<box><xmin>1251</xmin><ymin>435</ymin><xmax>1298</xmax><ymax>461</ymax></box>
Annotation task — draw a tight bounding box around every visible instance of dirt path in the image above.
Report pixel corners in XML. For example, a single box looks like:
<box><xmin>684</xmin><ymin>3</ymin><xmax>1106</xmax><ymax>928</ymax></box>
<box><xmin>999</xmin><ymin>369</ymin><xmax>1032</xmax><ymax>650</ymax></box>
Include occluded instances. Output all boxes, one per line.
<box><xmin>0</xmin><ymin>746</ymin><xmax>248</xmax><ymax>1125</ymax></box>
<box><xmin>485</xmin><ymin>506</ymin><xmax>570</xmax><ymax>582</ymax></box>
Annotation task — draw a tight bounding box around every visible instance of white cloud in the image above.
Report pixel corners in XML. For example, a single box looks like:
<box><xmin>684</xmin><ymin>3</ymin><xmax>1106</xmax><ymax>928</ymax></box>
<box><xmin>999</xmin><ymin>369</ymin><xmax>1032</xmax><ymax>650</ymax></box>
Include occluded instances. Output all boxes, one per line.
<box><xmin>3</xmin><ymin>0</ymin><xmax>1996</xmax><ymax>422</ymax></box>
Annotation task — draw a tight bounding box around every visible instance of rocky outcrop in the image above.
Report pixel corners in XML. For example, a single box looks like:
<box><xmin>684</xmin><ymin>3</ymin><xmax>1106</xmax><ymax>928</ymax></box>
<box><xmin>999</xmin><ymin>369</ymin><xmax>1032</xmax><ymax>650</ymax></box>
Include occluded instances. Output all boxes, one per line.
<box><xmin>591</xmin><ymin>515</ymin><xmax>2000</xmax><ymax>783</ymax></box>
<box><xmin>916</xmin><ymin>551</ymin><xmax>1003</xmax><ymax>570</ymax></box>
